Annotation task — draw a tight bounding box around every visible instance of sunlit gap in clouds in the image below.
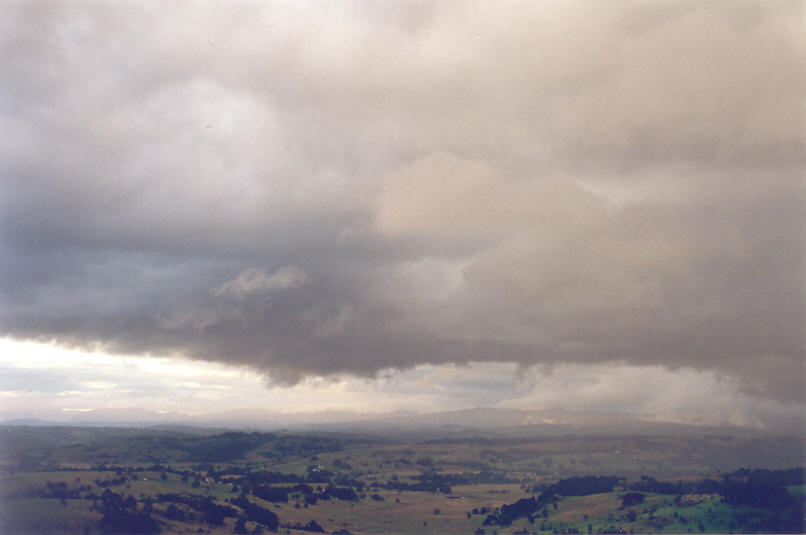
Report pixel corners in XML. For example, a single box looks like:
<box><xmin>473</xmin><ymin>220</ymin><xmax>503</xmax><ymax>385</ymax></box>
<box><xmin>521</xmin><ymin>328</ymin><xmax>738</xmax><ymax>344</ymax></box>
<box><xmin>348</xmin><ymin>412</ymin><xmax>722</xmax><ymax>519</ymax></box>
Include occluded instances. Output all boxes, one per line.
<box><xmin>1</xmin><ymin>338</ymin><xmax>802</xmax><ymax>430</ymax></box>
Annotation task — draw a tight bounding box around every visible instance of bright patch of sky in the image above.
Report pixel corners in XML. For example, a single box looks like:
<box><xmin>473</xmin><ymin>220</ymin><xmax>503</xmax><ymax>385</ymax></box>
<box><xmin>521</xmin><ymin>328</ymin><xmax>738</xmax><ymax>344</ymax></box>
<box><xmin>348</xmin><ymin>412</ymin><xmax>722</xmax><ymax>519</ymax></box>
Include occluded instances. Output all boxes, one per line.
<box><xmin>1</xmin><ymin>338</ymin><xmax>800</xmax><ymax>430</ymax></box>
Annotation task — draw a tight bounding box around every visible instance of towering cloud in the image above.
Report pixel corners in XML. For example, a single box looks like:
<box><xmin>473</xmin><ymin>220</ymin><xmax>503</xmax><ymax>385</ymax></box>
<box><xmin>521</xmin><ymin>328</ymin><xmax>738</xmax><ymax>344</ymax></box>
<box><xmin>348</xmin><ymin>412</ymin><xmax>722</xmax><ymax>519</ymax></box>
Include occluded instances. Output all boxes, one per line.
<box><xmin>1</xmin><ymin>1</ymin><xmax>802</xmax><ymax>402</ymax></box>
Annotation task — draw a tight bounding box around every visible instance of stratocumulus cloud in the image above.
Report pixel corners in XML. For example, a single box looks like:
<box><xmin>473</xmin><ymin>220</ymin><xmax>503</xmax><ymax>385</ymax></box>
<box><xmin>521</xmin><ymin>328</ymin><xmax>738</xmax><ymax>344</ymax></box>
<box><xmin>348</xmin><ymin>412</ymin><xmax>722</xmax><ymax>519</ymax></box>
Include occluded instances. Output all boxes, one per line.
<box><xmin>0</xmin><ymin>1</ymin><xmax>803</xmax><ymax>402</ymax></box>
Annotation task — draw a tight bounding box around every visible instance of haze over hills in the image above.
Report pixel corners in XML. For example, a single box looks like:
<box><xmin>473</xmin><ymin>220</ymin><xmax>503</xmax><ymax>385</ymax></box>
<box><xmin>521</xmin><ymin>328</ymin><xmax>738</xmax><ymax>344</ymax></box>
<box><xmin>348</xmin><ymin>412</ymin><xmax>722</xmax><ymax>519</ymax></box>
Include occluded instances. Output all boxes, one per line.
<box><xmin>2</xmin><ymin>406</ymin><xmax>802</xmax><ymax>438</ymax></box>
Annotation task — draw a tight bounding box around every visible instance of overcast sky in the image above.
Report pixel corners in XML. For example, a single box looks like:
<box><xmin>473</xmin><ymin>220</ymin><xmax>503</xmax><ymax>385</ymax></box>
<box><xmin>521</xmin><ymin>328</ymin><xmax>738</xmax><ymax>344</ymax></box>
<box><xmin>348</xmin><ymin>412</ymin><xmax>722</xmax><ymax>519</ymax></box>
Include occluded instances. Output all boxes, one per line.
<box><xmin>1</xmin><ymin>1</ymin><xmax>803</xmax><ymax>427</ymax></box>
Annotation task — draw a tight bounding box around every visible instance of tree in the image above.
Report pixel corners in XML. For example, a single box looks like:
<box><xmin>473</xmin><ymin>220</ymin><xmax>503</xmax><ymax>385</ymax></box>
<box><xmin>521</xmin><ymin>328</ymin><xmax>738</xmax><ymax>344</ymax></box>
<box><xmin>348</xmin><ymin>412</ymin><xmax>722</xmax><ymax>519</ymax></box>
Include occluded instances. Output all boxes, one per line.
<box><xmin>303</xmin><ymin>520</ymin><xmax>325</xmax><ymax>532</ymax></box>
<box><xmin>230</xmin><ymin>496</ymin><xmax>279</xmax><ymax>531</ymax></box>
<box><xmin>621</xmin><ymin>493</ymin><xmax>645</xmax><ymax>508</ymax></box>
<box><xmin>124</xmin><ymin>495</ymin><xmax>138</xmax><ymax>512</ymax></box>
<box><xmin>98</xmin><ymin>490</ymin><xmax>160</xmax><ymax>534</ymax></box>
<box><xmin>165</xmin><ymin>503</ymin><xmax>185</xmax><ymax>522</ymax></box>
<box><xmin>253</xmin><ymin>485</ymin><xmax>288</xmax><ymax>503</ymax></box>
<box><xmin>234</xmin><ymin>518</ymin><xmax>248</xmax><ymax>534</ymax></box>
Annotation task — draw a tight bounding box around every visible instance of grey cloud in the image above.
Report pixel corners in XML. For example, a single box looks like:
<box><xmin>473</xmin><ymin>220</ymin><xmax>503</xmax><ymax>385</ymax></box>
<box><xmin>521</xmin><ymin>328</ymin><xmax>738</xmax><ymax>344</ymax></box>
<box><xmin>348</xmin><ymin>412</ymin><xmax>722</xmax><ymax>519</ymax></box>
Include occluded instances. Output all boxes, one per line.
<box><xmin>0</xmin><ymin>1</ymin><xmax>802</xmax><ymax>403</ymax></box>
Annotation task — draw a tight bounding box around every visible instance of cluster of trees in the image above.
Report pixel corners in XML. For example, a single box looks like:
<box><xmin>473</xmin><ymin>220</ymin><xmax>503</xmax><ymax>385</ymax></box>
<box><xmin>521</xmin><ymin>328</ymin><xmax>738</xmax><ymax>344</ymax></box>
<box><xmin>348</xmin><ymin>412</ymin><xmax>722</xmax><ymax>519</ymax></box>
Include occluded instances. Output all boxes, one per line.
<box><xmin>625</xmin><ymin>476</ymin><xmax>680</xmax><ymax>494</ymax></box>
<box><xmin>95</xmin><ymin>476</ymin><xmax>129</xmax><ymax>488</ymax></box>
<box><xmin>725</xmin><ymin>468</ymin><xmax>804</xmax><ymax>484</ymax></box>
<box><xmin>493</xmin><ymin>469</ymin><xmax>805</xmax><ymax>534</ymax></box>
<box><xmin>243</xmin><ymin>470</ymin><xmax>307</xmax><ymax>485</ymax></box>
<box><xmin>283</xmin><ymin>520</ymin><xmax>325</xmax><ymax>532</ymax></box>
<box><xmin>619</xmin><ymin>493</ymin><xmax>645</xmax><ymax>509</ymax></box>
<box><xmin>719</xmin><ymin>477</ymin><xmax>798</xmax><ymax>510</ymax></box>
<box><xmin>7</xmin><ymin>480</ymin><xmax>91</xmax><ymax>501</ymax></box>
<box><xmin>155</xmin><ymin>493</ymin><xmax>238</xmax><ymax>526</ymax></box>
<box><xmin>319</xmin><ymin>484</ymin><xmax>359</xmax><ymax>501</ymax></box>
<box><xmin>383</xmin><ymin>469</ymin><xmax>505</xmax><ymax>493</ymax></box>
<box><xmin>483</xmin><ymin>496</ymin><xmax>547</xmax><ymax>526</ymax></box>
<box><xmin>253</xmin><ymin>484</ymin><xmax>290</xmax><ymax>503</ymax></box>
<box><xmin>544</xmin><ymin>476</ymin><xmax>622</xmax><ymax>496</ymax></box>
<box><xmin>623</xmin><ymin>467</ymin><xmax>805</xmax><ymax>529</ymax></box>
<box><xmin>248</xmin><ymin>482</ymin><xmax>359</xmax><ymax>503</ymax></box>
<box><xmin>226</xmin><ymin>466</ymin><xmax>365</xmax><ymax>499</ymax></box>
<box><xmin>97</xmin><ymin>490</ymin><xmax>160</xmax><ymax>534</ymax></box>
<box><xmin>230</xmin><ymin>496</ymin><xmax>279</xmax><ymax>530</ymax></box>
<box><xmin>381</xmin><ymin>477</ymin><xmax>451</xmax><ymax>494</ymax></box>
<box><xmin>162</xmin><ymin>503</ymin><xmax>186</xmax><ymax>522</ymax></box>
<box><xmin>42</xmin><ymin>480</ymin><xmax>90</xmax><ymax>500</ymax></box>
<box><xmin>625</xmin><ymin>468</ymin><xmax>805</xmax><ymax>499</ymax></box>
<box><xmin>156</xmin><ymin>492</ymin><xmax>282</xmax><ymax>531</ymax></box>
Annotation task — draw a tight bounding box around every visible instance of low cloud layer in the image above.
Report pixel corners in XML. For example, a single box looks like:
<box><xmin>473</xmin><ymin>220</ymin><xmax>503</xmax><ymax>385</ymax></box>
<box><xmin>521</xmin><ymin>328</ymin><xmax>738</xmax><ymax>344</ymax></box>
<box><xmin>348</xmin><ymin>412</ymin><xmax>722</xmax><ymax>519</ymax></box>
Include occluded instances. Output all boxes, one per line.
<box><xmin>1</xmin><ymin>2</ymin><xmax>803</xmax><ymax>404</ymax></box>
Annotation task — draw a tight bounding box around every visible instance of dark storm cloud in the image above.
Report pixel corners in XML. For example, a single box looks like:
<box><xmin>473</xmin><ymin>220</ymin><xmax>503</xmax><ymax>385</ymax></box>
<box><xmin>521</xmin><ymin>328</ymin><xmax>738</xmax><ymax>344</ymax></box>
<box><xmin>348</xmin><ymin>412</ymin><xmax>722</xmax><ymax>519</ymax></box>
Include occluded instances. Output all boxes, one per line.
<box><xmin>0</xmin><ymin>2</ymin><xmax>802</xmax><ymax>400</ymax></box>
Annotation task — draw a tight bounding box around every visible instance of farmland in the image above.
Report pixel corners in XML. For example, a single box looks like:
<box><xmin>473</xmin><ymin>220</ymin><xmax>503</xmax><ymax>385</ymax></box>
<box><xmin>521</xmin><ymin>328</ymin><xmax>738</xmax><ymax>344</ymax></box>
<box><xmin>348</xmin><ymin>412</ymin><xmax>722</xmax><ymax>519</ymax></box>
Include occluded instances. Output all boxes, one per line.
<box><xmin>0</xmin><ymin>426</ymin><xmax>803</xmax><ymax>534</ymax></box>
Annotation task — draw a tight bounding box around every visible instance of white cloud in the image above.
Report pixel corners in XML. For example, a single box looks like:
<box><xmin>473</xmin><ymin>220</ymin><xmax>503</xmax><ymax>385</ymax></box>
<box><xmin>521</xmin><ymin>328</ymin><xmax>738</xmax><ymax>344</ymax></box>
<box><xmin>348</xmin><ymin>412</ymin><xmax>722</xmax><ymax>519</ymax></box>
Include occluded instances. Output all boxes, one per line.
<box><xmin>212</xmin><ymin>266</ymin><xmax>308</xmax><ymax>300</ymax></box>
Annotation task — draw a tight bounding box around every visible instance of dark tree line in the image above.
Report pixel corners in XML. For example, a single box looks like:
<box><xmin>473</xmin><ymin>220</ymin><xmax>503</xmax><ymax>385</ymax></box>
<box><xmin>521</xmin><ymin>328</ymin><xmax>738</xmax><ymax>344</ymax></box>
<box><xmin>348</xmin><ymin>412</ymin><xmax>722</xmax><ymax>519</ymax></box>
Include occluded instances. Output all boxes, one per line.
<box><xmin>230</xmin><ymin>496</ymin><xmax>279</xmax><ymax>530</ymax></box>
<box><xmin>544</xmin><ymin>476</ymin><xmax>622</xmax><ymax>496</ymax></box>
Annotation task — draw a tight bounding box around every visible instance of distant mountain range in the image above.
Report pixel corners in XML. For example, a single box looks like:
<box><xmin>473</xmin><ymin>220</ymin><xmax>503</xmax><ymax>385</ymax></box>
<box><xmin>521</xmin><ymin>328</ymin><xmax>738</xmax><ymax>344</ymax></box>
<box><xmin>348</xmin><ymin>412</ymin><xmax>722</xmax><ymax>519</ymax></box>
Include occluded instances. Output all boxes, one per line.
<box><xmin>2</xmin><ymin>406</ymin><xmax>802</xmax><ymax>437</ymax></box>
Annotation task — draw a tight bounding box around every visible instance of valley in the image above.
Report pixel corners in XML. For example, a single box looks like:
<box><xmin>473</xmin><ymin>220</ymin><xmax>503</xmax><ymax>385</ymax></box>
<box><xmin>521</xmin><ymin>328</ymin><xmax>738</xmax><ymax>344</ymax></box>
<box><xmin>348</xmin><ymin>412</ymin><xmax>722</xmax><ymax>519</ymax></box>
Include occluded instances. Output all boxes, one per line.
<box><xmin>0</xmin><ymin>423</ymin><xmax>803</xmax><ymax>534</ymax></box>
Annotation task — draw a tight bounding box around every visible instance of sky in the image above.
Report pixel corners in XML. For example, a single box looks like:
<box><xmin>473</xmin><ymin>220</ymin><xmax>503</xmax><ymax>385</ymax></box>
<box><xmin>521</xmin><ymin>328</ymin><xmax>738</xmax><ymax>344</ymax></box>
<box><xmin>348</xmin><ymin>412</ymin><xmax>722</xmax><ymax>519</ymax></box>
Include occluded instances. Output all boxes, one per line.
<box><xmin>0</xmin><ymin>1</ymin><xmax>803</xmax><ymax>428</ymax></box>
